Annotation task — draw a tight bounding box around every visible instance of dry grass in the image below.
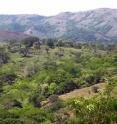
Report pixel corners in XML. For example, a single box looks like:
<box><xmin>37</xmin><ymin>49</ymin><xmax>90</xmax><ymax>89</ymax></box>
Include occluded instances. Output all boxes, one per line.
<box><xmin>59</xmin><ymin>83</ymin><xmax>108</xmax><ymax>100</ymax></box>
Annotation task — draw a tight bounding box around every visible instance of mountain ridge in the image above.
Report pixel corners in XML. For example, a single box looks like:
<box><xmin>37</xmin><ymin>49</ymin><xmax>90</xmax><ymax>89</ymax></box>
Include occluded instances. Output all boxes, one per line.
<box><xmin>0</xmin><ymin>8</ymin><xmax>117</xmax><ymax>41</ymax></box>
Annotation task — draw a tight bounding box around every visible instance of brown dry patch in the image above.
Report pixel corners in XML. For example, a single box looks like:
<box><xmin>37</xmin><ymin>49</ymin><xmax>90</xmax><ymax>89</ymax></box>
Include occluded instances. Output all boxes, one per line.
<box><xmin>59</xmin><ymin>83</ymin><xmax>108</xmax><ymax>100</ymax></box>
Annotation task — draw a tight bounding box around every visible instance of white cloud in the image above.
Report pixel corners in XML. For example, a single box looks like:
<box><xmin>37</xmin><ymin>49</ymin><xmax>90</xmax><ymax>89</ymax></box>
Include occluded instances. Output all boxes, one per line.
<box><xmin>0</xmin><ymin>0</ymin><xmax>116</xmax><ymax>15</ymax></box>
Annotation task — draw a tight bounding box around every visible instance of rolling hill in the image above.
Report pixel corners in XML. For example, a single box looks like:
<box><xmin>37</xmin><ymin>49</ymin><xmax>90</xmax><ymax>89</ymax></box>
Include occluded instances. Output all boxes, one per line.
<box><xmin>0</xmin><ymin>31</ymin><xmax>29</xmax><ymax>41</ymax></box>
<box><xmin>0</xmin><ymin>8</ymin><xmax>117</xmax><ymax>41</ymax></box>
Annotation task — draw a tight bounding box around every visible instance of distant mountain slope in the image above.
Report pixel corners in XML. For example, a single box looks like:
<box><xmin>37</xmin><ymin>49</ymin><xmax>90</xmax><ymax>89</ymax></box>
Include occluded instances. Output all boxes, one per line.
<box><xmin>0</xmin><ymin>8</ymin><xmax>117</xmax><ymax>41</ymax></box>
<box><xmin>0</xmin><ymin>31</ymin><xmax>29</xmax><ymax>41</ymax></box>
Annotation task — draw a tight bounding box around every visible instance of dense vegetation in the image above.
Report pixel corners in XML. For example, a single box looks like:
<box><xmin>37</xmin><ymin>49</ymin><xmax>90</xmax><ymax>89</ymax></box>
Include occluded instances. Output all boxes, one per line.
<box><xmin>0</xmin><ymin>37</ymin><xmax>117</xmax><ymax>124</ymax></box>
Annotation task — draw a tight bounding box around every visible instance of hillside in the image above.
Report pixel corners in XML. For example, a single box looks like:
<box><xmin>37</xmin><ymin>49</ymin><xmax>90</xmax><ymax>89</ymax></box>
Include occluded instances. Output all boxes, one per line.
<box><xmin>0</xmin><ymin>40</ymin><xmax>117</xmax><ymax>123</ymax></box>
<box><xmin>0</xmin><ymin>31</ymin><xmax>29</xmax><ymax>41</ymax></box>
<box><xmin>0</xmin><ymin>8</ymin><xmax>117</xmax><ymax>41</ymax></box>
<box><xmin>59</xmin><ymin>83</ymin><xmax>108</xmax><ymax>100</ymax></box>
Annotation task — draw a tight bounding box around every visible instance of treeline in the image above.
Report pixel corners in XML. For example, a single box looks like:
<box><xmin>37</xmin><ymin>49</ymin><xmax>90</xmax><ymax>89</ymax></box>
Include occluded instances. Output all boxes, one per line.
<box><xmin>6</xmin><ymin>36</ymin><xmax>117</xmax><ymax>50</ymax></box>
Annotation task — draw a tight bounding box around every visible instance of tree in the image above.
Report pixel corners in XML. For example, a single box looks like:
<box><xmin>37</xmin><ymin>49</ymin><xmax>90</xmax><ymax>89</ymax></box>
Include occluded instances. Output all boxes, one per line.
<box><xmin>33</xmin><ymin>41</ymin><xmax>41</xmax><ymax>54</ymax></box>
<box><xmin>19</xmin><ymin>48</ymin><xmax>29</xmax><ymax>57</ymax></box>
<box><xmin>47</xmin><ymin>95</ymin><xmax>63</xmax><ymax>111</ymax></box>
<box><xmin>45</xmin><ymin>47</ymin><xmax>49</xmax><ymax>54</ymax></box>
<box><xmin>4</xmin><ymin>99</ymin><xmax>22</xmax><ymax>109</ymax></box>
<box><xmin>23</xmin><ymin>64</ymin><xmax>38</xmax><ymax>77</ymax></box>
<box><xmin>47</xmin><ymin>39</ymin><xmax>55</xmax><ymax>48</ymax></box>
<box><xmin>56</xmin><ymin>40</ymin><xmax>64</xmax><ymax>47</ymax></box>
<box><xmin>0</xmin><ymin>73</ymin><xmax>17</xmax><ymax>85</ymax></box>
<box><xmin>30</xmin><ymin>96</ymin><xmax>41</xmax><ymax>108</ymax></box>
<box><xmin>86</xmin><ymin>74</ymin><xmax>101</xmax><ymax>85</ymax></box>
<box><xmin>22</xmin><ymin>36</ymin><xmax>39</xmax><ymax>48</ymax></box>
<box><xmin>0</xmin><ymin>48</ymin><xmax>9</xmax><ymax>65</ymax></box>
<box><xmin>49</xmin><ymin>83</ymin><xmax>58</xmax><ymax>95</ymax></box>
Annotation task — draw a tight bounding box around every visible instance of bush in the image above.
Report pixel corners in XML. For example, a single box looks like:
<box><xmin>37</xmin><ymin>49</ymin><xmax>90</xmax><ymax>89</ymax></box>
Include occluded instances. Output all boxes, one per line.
<box><xmin>23</xmin><ymin>64</ymin><xmax>38</xmax><ymax>77</ymax></box>
<box><xmin>19</xmin><ymin>48</ymin><xmax>29</xmax><ymax>57</ymax></box>
<box><xmin>0</xmin><ymin>73</ymin><xmax>17</xmax><ymax>85</ymax></box>
<box><xmin>48</xmin><ymin>95</ymin><xmax>59</xmax><ymax>103</ymax></box>
<box><xmin>67</xmin><ymin>91</ymin><xmax>117</xmax><ymax>124</ymax></box>
<box><xmin>47</xmin><ymin>95</ymin><xmax>63</xmax><ymax>111</ymax></box>
<box><xmin>3</xmin><ymin>99</ymin><xmax>22</xmax><ymax>109</ymax></box>
<box><xmin>91</xmin><ymin>86</ymin><xmax>99</xmax><ymax>93</ymax></box>
<box><xmin>22</xmin><ymin>36</ymin><xmax>39</xmax><ymax>48</ymax></box>
<box><xmin>86</xmin><ymin>74</ymin><xmax>101</xmax><ymax>85</ymax></box>
<box><xmin>30</xmin><ymin>96</ymin><xmax>41</xmax><ymax>108</ymax></box>
<box><xmin>27</xmin><ymin>109</ymin><xmax>54</xmax><ymax>123</ymax></box>
<box><xmin>0</xmin><ymin>118</ymin><xmax>23</xmax><ymax>124</ymax></box>
<box><xmin>0</xmin><ymin>49</ymin><xmax>9</xmax><ymax>65</ymax></box>
<box><xmin>0</xmin><ymin>110</ymin><xmax>19</xmax><ymax>119</ymax></box>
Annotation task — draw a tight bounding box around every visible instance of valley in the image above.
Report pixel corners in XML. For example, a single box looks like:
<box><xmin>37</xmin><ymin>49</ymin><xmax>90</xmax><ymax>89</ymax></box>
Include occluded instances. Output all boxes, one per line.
<box><xmin>0</xmin><ymin>37</ymin><xmax>116</xmax><ymax>123</ymax></box>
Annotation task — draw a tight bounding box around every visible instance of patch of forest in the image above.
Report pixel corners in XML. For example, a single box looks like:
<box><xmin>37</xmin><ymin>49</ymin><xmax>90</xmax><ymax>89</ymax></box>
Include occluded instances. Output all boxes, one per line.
<box><xmin>0</xmin><ymin>37</ymin><xmax>117</xmax><ymax>124</ymax></box>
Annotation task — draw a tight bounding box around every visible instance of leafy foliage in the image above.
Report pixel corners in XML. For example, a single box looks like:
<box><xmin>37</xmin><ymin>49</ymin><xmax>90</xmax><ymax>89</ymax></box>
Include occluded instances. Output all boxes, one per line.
<box><xmin>0</xmin><ymin>39</ymin><xmax>116</xmax><ymax>123</ymax></box>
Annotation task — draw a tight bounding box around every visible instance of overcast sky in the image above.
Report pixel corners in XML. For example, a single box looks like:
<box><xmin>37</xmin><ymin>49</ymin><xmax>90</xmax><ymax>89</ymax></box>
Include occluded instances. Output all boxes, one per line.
<box><xmin>0</xmin><ymin>0</ymin><xmax>117</xmax><ymax>16</ymax></box>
